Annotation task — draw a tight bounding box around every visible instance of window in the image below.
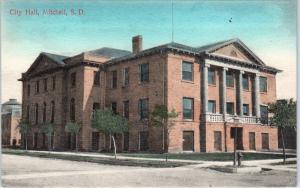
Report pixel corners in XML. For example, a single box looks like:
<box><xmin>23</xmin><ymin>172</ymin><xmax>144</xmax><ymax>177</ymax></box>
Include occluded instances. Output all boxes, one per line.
<box><xmin>70</xmin><ymin>98</ymin><xmax>75</xmax><ymax>121</ymax></box>
<box><xmin>93</xmin><ymin>103</ymin><xmax>100</xmax><ymax>111</ymax></box>
<box><xmin>51</xmin><ymin>101</ymin><xmax>55</xmax><ymax>123</ymax></box>
<box><xmin>27</xmin><ymin>85</ymin><xmax>30</xmax><ymax>96</ymax></box>
<box><xmin>123</xmin><ymin>68</ymin><xmax>129</xmax><ymax>86</ymax></box>
<box><xmin>226</xmin><ymin>72</ymin><xmax>234</xmax><ymax>87</ymax></box>
<box><xmin>260</xmin><ymin>105</ymin><xmax>268</xmax><ymax>124</ymax></box>
<box><xmin>52</xmin><ymin>76</ymin><xmax>56</xmax><ymax>90</ymax></box>
<box><xmin>44</xmin><ymin>78</ymin><xmax>48</xmax><ymax>92</ymax></box>
<box><xmin>71</xmin><ymin>72</ymin><xmax>76</xmax><ymax>87</ymax></box>
<box><xmin>94</xmin><ymin>71</ymin><xmax>100</xmax><ymax>86</ymax></box>
<box><xmin>249</xmin><ymin>132</ymin><xmax>256</xmax><ymax>150</ymax></box>
<box><xmin>43</xmin><ymin>102</ymin><xmax>47</xmax><ymax>123</ymax></box>
<box><xmin>214</xmin><ymin>131</ymin><xmax>222</xmax><ymax>151</ymax></box>
<box><xmin>139</xmin><ymin>99</ymin><xmax>149</xmax><ymax>119</ymax></box>
<box><xmin>111</xmin><ymin>102</ymin><xmax>117</xmax><ymax>114</ymax></box>
<box><xmin>182</xmin><ymin>61</ymin><xmax>193</xmax><ymax>81</ymax></box>
<box><xmin>139</xmin><ymin>131</ymin><xmax>149</xmax><ymax>151</ymax></box>
<box><xmin>35</xmin><ymin>104</ymin><xmax>39</xmax><ymax>124</ymax></box>
<box><xmin>92</xmin><ymin>102</ymin><xmax>100</xmax><ymax>118</ymax></box>
<box><xmin>208</xmin><ymin>68</ymin><xmax>215</xmax><ymax>85</ymax></box>
<box><xmin>259</xmin><ymin>76</ymin><xmax>267</xmax><ymax>92</ymax></box>
<box><xmin>226</xmin><ymin>102</ymin><xmax>234</xmax><ymax>115</ymax></box>
<box><xmin>261</xmin><ymin>133</ymin><xmax>269</xmax><ymax>150</ymax></box>
<box><xmin>36</xmin><ymin>80</ymin><xmax>40</xmax><ymax>93</ymax></box>
<box><xmin>139</xmin><ymin>63</ymin><xmax>149</xmax><ymax>83</ymax></box>
<box><xmin>123</xmin><ymin>100</ymin><xmax>129</xmax><ymax>119</ymax></box>
<box><xmin>183</xmin><ymin>131</ymin><xmax>194</xmax><ymax>151</ymax></box>
<box><xmin>242</xmin><ymin>74</ymin><xmax>249</xmax><ymax>90</ymax></box>
<box><xmin>243</xmin><ymin>104</ymin><xmax>249</xmax><ymax>116</ymax></box>
<box><xmin>26</xmin><ymin>105</ymin><xmax>30</xmax><ymax>121</ymax></box>
<box><xmin>112</xmin><ymin>71</ymin><xmax>117</xmax><ymax>88</ymax></box>
<box><xmin>183</xmin><ymin>98</ymin><xmax>194</xmax><ymax>119</ymax></box>
<box><xmin>208</xmin><ymin>100</ymin><xmax>216</xmax><ymax>113</ymax></box>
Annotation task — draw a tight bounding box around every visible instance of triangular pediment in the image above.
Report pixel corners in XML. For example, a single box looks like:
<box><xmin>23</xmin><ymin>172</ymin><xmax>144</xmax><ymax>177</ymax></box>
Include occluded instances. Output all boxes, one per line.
<box><xmin>205</xmin><ymin>39</ymin><xmax>265</xmax><ymax>66</ymax></box>
<box><xmin>212</xmin><ymin>43</ymin><xmax>252</xmax><ymax>62</ymax></box>
<box><xmin>26</xmin><ymin>53</ymin><xmax>67</xmax><ymax>76</ymax></box>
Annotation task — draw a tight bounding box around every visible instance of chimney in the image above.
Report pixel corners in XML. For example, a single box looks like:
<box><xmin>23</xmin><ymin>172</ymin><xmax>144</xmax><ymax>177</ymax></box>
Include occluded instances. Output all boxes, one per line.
<box><xmin>132</xmin><ymin>35</ymin><xmax>142</xmax><ymax>53</ymax></box>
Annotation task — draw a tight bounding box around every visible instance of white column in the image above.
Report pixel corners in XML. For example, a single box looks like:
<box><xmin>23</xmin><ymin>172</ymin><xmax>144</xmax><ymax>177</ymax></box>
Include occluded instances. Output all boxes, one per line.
<box><xmin>239</xmin><ymin>71</ymin><xmax>244</xmax><ymax>116</ymax></box>
<box><xmin>222</xmin><ymin>67</ymin><xmax>228</xmax><ymax>116</ymax></box>
<box><xmin>202</xmin><ymin>63</ymin><xmax>209</xmax><ymax>114</ymax></box>
<box><xmin>254</xmin><ymin>73</ymin><xmax>261</xmax><ymax>117</ymax></box>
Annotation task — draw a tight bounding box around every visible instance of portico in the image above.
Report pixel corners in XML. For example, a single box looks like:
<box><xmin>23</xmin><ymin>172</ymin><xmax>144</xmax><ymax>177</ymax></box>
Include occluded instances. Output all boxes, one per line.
<box><xmin>202</xmin><ymin>58</ymin><xmax>262</xmax><ymax>124</ymax></box>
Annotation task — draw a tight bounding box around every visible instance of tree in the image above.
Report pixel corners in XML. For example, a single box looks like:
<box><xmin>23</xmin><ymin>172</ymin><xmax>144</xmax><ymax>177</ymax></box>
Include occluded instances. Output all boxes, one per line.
<box><xmin>269</xmin><ymin>99</ymin><xmax>296</xmax><ymax>164</ymax></box>
<box><xmin>16</xmin><ymin>119</ymin><xmax>31</xmax><ymax>150</ymax></box>
<box><xmin>65</xmin><ymin>122</ymin><xmax>81</xmax><ymax>151</ymax></box>
<box><xmin>40</xmin><ymin>123</ymin><xmax>55</xmax><ymax>151</ymax></box>
<box><xmin>91</xmin><ymin>109</ymin><xmax>128</xmax><ymax>159</ymax></box>
<box><xmin>150</xmin><ymin>105</ymin><xmax>178</xmax><ymax>152</ymax></box>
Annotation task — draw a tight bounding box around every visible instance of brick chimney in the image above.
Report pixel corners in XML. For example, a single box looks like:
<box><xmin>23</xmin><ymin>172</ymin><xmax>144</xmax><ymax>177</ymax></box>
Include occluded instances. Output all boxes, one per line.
<box><xmin>132</xmin><ymin>35</ymin><xmax>142</xmax><ymax>53</ymax></box>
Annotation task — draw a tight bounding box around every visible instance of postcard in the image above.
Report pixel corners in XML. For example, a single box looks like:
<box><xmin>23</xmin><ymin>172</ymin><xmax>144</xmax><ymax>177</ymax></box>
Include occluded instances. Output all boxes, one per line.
<box><xmin>1</xmin><ymin>0</ymin><xmax>297</xmax><ymax>187</ymax></box>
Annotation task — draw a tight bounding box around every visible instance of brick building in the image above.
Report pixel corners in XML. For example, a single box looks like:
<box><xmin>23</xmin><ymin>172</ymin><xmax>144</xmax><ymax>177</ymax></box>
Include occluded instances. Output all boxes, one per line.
<box><xmin>19</xmin><ymin>36</ymin><xmax>280</xmax><ymax>152</ymax></box>
<box><xmin>1</xmin><ymin>99</ymin><xmax>22</xmax><ymax>147</ymax></box>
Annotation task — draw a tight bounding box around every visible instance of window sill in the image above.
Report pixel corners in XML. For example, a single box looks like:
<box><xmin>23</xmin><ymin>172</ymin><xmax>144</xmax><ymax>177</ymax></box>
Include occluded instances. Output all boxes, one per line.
<box><xmin>243</xmin><ymin>89</ymin><xmax>250</xmax><ymax>92</ymax></box>
<box><xmin>139</xmin><ymin>81</ymin><xmax>149</xmax><ymax>85</ymax></box>
<box><xmin>182</xmin><ymin>119</ymin><xmax>194</xmax><ymax>122</ymax></box>
<box><xmin>226</xmin><ymin>86</ymin><xmax>235</xmax><ymax>90</ymax></box>
<box><xmin>181</xmin><ymin>80</ymin><xmax>194</xmax><ymax>84</ymax></box>
<box><xmin>208</xmin><ymin>83</ymin><xmax>216</xmax><ymax>87</ymax></box>
<box><xmin>260</xmin><ymin>91</ymin><xmax>268</xmax><ymax>94</ymax></box>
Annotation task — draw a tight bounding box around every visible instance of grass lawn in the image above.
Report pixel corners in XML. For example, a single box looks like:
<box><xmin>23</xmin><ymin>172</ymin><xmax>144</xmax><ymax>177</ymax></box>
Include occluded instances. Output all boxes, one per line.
<box><xmin>2</xmin><ymin>149</ymin><xmax>194</xmax><ymax>168</ymax></box>
<box><xmin>3</xmin><ymin>149</ymin><xmax>296</xmax><ymax>162</ymax></box>
<box><xmin>117</xmin><ymin>152</ymin><xmax>295</xmax><ymax>161</ymax></box>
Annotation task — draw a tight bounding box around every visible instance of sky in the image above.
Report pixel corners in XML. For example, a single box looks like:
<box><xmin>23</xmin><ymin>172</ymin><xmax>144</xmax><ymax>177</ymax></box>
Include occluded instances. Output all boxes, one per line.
<box><xmin>1</xmin><ymin>0</ymin><xmax>297</xmax><ymax>102</ymax></box>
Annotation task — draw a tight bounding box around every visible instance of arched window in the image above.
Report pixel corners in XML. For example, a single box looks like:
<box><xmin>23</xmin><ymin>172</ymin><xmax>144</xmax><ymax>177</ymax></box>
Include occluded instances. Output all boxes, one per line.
<box><xmin>70</xmin><ymin>98</ymin><xmax>75</xmax><ymax>121</ymax></box>
<box><xmin>43</xmin><ymin>102</ymin><xmax>47</xmax><ymax>123</ymax></box>
<box><xmin>27</xmin><ymin>85</ymin><xmax>30</xmax><ymax>96</ymax></box>
<box><xmin>35</xmin><ymin>104</ymin><xmax>39</xmax><ymax>124</ymax></box>
<box><xmin>51</xmin><ymin>101</ymin><xmax>55</xmax><ymax>123</ymax></box>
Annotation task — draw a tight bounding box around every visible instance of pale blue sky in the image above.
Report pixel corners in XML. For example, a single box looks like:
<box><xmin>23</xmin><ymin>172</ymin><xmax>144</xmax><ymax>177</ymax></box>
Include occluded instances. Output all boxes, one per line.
<box><xmin>1</xmin><ymin>0</ymin><xmax>297</xmax><ymax>102</ymax></box>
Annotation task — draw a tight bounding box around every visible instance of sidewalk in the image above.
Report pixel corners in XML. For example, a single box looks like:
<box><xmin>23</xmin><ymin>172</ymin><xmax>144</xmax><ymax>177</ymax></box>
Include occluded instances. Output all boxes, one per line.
<box><xmin>8</xmin><ymin>149</ymin><xmax>296</xmax><ymax>172</ymax></box>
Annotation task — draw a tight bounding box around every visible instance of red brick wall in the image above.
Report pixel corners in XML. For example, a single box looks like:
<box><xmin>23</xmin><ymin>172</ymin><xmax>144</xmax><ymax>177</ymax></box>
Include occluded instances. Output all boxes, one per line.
<box><xmin>166</xmin><ymin>53</ymin><xmax>201</xmax><ymax>152</ymax></box>
<box><xmin>205</xmin><ymin>123</ymin><xmax>278</xmax><ymax>152</ymax></box>
<box><xmin>260</xmin><ymin>71</ymin><xmax>277</xmax><ymax>105</ymax></box>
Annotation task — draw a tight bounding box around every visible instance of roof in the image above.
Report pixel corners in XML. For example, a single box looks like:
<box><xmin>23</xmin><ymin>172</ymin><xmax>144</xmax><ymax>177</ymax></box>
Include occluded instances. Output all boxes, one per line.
<box><xmin>2</xmin><ymin>99</ymin><xmax>21</xmax><ymax>106</ymax></box>
<box><xmin>106</xmin><ymin>38</ymin><xmax>281</xmax><ymax>73</ymax></box>
<box><xmin>195</xmin><ymin>39</ymin><xmax>235</xmax><ymax>52</ymax></box>
<box><xmin>41</xmin><ymin>52</ymin><xmax>68</xmax><ymax>65</ymax></box>
<box><xmin>85</xmin><ymin>47</ymin><xmax>131</xmax><ymax>58</ymax></box>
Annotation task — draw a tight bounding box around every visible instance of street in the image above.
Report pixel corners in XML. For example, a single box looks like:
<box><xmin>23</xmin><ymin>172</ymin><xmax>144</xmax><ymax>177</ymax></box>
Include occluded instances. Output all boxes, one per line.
<box><xmin>2</xmin><ymin>154</ymin><xmax>296</xmax><ymax>187</ymax></box>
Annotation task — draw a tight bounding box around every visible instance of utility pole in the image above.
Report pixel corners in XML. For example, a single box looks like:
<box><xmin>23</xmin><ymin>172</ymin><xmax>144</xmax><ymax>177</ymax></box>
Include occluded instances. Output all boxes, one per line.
<box><xmin>233</xmin><ymin>116</ymin><xmax>239</xmax><ymax>166</ymax></box>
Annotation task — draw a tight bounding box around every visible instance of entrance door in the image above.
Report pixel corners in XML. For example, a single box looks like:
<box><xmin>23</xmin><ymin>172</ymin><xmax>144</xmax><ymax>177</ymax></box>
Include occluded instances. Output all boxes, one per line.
<box><xmin>237</xmin><ymin>128</ymin><xmax>243</xmax><ymax>150</ymax></box>
<box><xmin>262</xmin><ymin>133</ymin><xmax>269</xmax><ymax>150</ymax></box>
<box><xmin>249</xmin><ymin>132</ymin><xmax>256</xmax><ymax>150</ymax></box>
<box><xmin>231</xmin><ymin>128</ymin><xmax>243</xmax><ymax>150</ymax></box>
<box><xmin>92</xmin><ymin>132</ymin><xmax>100</xmax><ymax>151</ymax></box>
<box><xmin>183</xmin><ymin>131</ymin><xmax>194</xmax><ymax>151</ymax></box>
<box><xmin>214</xmin><ymin>131</ymin><xmax>222</xmax><ymax>151</ymax></box>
